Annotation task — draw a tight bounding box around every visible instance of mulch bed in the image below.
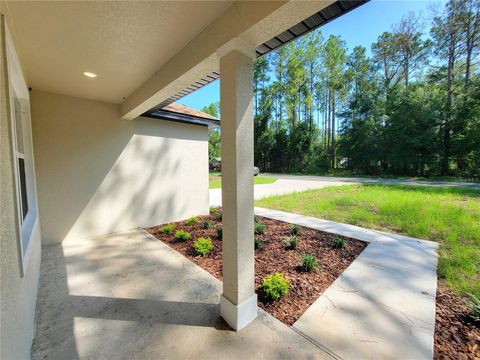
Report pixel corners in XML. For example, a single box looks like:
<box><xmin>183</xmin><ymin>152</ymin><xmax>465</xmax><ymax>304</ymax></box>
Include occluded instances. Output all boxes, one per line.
<box><xmin>146</xmin><ymin>211</ymin><xmax>367</xmax><ymax>325</ymax></box>
<box><xmin>434</xmin><ymin>281</ymin><xmax>480</xmax><ymax>359</ymax></box>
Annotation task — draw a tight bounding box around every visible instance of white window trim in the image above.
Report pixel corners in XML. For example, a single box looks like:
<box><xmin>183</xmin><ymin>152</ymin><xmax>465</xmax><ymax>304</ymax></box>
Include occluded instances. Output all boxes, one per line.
<box><xmin>5</xmin><ymin>22</ymin><xmax>39</xmax><ymax>276</ymax></box>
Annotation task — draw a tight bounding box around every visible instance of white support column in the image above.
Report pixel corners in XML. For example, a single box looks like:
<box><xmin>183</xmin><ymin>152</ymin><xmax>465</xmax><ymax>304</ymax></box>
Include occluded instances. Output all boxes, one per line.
<box><xmin>217</xmin><ymin>38</ymin><xmax>257</xmax><ymax>331</ymax></box>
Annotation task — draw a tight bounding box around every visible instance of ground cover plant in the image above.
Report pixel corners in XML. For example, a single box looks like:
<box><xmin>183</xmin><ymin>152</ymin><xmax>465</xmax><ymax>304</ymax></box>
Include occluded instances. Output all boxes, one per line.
<box><xmin>147</xmin><ymin>213</ymin><xmax>366</xmax><ymax>325</ymax></box>
<box><xmin>193</xmin><ymin>237</ymin><xmax>213</xmax><ymax>257</ymax></box>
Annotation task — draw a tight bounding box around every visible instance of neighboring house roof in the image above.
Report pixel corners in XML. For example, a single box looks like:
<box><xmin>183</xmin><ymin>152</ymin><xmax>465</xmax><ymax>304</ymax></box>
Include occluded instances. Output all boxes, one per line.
<box><xmin>143</xmin><ymin>102</ymin><xmax>220</xmax><ymax>128</ymax></box>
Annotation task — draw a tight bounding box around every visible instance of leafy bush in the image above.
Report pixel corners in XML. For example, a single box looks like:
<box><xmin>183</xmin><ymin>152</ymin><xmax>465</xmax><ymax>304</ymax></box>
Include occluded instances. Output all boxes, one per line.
<box><xmin>209</xmin><ymin>206</ymin><xmax>219</xmax><ymax>215</ymax></box>
<box><xmin>261</xmin><ymin>272</ymin><xmax>290</xmax><ymax>301</ymax></box>
<box><xmin>284</xmin><ymin>236</ymin><xmax>297</xmax><ymax>250</ymax></box>
<box><xmin>331</xmin><ymin>235</ymin><xmax>346</xmax><ymax>249</ymax></box>
<box><xmin>301</xmin><ymin>253</ymin><xmax>318</xmax><ymax>272</ymax></box>
<box><xmin>467</xmin><ymin>293</ymin><xmax>480</xmax><ymax>321</ymax></box>
<box><xmin>202</xmin><ymin>220</ymin><xmax>213</xmax><ymax>229</ymax></box>
<box><xmin>158</xmin><ymin>223</ymin><xmax>175</xmax><ymax>234</ymax></box>
<box><xmin>290</xmin><ymin>224</ymin><xmax>301</xmax><ymax>236</ymax></box>
<box><xmin>193</xmin><ymin>237</ymin><xmax>213</xmax><ymax>256</ymax></box>
<box><xmin>254</xmin><ymin>237</ymin><xmax>262</xmax><ymax>250</ymax></box>
<box><xmin>175</xmin><ymin>230</ymin><xmax>192</xmax><ymax>242</ymax></box>
<box><xmin>216</xmin><ymin>226</ymin><xmax>223</xmax><ymax>239</ymax></box>
<box><xmin>255</xmin><ymin>222</ymin><xmax>266</xmax><ymax>235</ymax></box>
<box><xmin>185</xmin><ymin>216</ymin><xmax>198</xmax><ymax>226</ymax></box>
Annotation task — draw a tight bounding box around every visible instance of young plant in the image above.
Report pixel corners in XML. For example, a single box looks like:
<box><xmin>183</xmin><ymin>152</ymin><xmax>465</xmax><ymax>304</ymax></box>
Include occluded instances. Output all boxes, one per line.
<box><xmin>284</xmin><ymin>235</ymin><xmax>297</xmax><ymax>250</ymax></box>
<box><xmin>290</xmin><ymin>224</ymin><xmax>301</xmax><ymax>236</ymax></box>
<box><xmin>209</xmin><ymin>206</ymin><xmax>219</xmax><ymax>215</ymax></box>
<box><xmin>158</xmin><ymin>223</ymin><xmax>175</xmax><ymax>234</ymax></box>
<box><xmin>193</xmin><ymin>237</ymin><xmax>213</xmax><ymax>256</ymax></box>
<box><xmin>174</xmin><ymin>230</ymin><xmax>192</xmax><ymax>242</ymax></box>
<box><xmin>255</xmin><ymin>222</ymin><xmax>266</xmax><ymax>235</ymax></box>
<box><xmin>202</xmin><ymin>220</ymin><xmax>213</xmax><ymax>229</ymax></box>
<box><xmin>216</xmin><ymin>226</ymin><xmax>223</xmax><ymax>239</ymax></box>
<box><xmin>260</xmin><ymin>272</ymin><xmax>290</xmax><ymax>301</ymax></box>
<box><xmin>254</xmin><ymin>237</ymin><xmax>262</xmax><ymax>250</ymax></box>
<box><xmin>467</xmin><ymin>293</ymin><xmax>480</xmax><ymax>322</ymax></box>
<box><xmin>185</xmin><ymin>216</ymin><xmax>198</xmax><ymax>226</ymax></box>
<box><xmin>331</xmin><ymin>235</ymin><xmax>346</xmax><ymax>249</ymax></box>
<box><xmin>301</xmin><ymin>253</ymin><xmax>318</xmax><ymax>272</ymax></box>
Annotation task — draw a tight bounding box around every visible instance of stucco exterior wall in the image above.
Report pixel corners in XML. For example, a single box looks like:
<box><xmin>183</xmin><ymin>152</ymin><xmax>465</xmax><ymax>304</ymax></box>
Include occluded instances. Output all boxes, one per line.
<box><xmin>30</xmin><ymin>90</ymin><xmax>209</xmax><ymax>244</ymax></box>
<box><xmin>0</xmin><ymin>14</ymin><xmax>42</xmax><ymax>360</ymax></box>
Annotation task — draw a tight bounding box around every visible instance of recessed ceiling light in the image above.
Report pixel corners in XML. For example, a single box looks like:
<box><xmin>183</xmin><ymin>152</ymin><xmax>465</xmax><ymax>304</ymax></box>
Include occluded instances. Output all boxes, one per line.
<box><xmin>83</xmin><ymin>72</ymin><xmax>97</xmax><ymax>78</ymax></box>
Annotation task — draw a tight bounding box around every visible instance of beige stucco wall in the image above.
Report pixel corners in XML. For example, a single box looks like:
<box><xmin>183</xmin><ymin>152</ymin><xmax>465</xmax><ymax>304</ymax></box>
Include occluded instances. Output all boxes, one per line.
<box><xmin>0</xmin><ymin>14</ymin><xmax>42</xmax><ymax>360</ymax></box>
<box><xmin>30</xmin><ymin>90</ymin><xmax>209</xmax><ymax>244</ymax></box>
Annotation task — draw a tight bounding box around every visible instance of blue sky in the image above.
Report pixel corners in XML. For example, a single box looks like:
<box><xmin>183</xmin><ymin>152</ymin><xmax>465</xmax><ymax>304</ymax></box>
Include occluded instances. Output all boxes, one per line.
<box><xmin>180</xmin><ymin>0</ymin><xmax>446</xmax><ymax>111</ymax></box>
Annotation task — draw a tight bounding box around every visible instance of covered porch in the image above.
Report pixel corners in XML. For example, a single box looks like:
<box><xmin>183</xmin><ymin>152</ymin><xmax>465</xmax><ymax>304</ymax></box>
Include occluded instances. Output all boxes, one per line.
<box><xmin>1</xmin><ymin>1</ymin><xmax>370</xmax><ymax>359</ymax></box>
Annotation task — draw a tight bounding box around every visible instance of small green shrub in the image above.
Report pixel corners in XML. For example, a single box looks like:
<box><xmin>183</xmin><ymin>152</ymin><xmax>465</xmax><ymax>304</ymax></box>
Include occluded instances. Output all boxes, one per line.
<box><xmin>467</xmin><ymin>293</ymin><xmax>480</xmax><ymax>321</ymax></box>
<box><xmin>261</xmin><ymin>272</ymin><xmax>290</xmax><ymax>301</ymax></box>
<box><xmin>216</xmin><ymin>226</ymin><xmax>223</xmax><ymax>239</ymax></box>
<box><xmin>254</xmin><ymin>237</ymin><xmax>262</xmax><ymax>250</ymax></box>
<box><xmin>255</xmin><ymin>222</ymin><xmax>266</xmax><ymax>235</ymax></box>
<box><xmin>209</xmin><ymin>206</ymin><xmax>219</xmax><ymax>215</ymax></box>
<box><xmin>215</xmin><ymin>211</ymin><xmax>222</xmax><ymax>221</ymax></box>
<box><xmin>301</xmin><ymin>253</ymin><xmax>318</xmax><ymax>272</ymax></box>
<box><xmin>185</xmin><ymin>216</ymin><xmax>198</xmax><ymax>226</ymax></box>
<box><xmin>175</xmin><ymin>230</ymin><xmax>191</xmax><ymax>242</ymax></box>
<box><xmin>202</xmin><ymin>220</ymin><xmax>213</xmax><ymax>229</ymax></box>
<box><xmin>284</xmin><ymin>236</ymin><xmax>297</xmax><ymax>250</ymax></box>
<box><xmin>158</xmin><ymin>223</ymin><xmax>175</xmax><ymax>234</ymax></box>
<box><xmin>290</xmin><ymin>224</ymin><xmax>301</xmax><ymax>236</ymax></box>
<box><xmin>193</xmin><ymin>237</ymin><xmax>213</xmax><ymax>256</ymax></box>
<box><xmin>331</xmin><ymin>235</ymin><xmax>346</xmax><ymax>249</ymax></box>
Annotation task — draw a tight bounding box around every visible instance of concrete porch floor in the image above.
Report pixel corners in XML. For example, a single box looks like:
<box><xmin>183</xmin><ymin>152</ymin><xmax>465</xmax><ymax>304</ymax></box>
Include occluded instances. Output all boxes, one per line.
<box><xmin>32</xmin><ymin>229</ymin><xmax>330</xmax><ymax>360</ymax></box>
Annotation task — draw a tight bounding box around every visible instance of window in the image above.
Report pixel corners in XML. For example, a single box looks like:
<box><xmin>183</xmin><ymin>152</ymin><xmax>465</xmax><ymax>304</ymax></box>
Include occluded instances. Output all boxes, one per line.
<box><xmin>6</xmin><ymin>22</ymin><xmax>38</xmax><ymax>275</ymax></box>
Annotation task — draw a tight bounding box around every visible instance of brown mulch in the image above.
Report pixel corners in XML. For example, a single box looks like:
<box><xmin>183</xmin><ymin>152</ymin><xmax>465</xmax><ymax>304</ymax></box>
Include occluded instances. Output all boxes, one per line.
<box><xmin>434</xmin><ymin>281</ymin><xmax>480</xmax><ymax>360</ymax></box>
<box><xmin>146</xmin><ymin>213</ymin><xmax>367</xmax><ymax>325</ymax></box>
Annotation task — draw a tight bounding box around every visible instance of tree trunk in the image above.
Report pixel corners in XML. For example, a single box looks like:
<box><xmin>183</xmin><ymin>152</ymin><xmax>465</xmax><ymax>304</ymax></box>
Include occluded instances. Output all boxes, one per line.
<box><xmin>331</xmin><ymin>94</ymin><xmax>336</xmax><ymax>168</ymax></box>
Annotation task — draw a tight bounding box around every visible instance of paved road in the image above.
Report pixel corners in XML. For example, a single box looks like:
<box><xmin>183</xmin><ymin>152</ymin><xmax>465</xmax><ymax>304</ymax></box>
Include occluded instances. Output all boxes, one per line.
<box><xmin>210</xmin><ymin>174</ymin><xmax>480</xmax><ymax>207</ymax></box>
<box><xmin>263</xmin><ymin>173</ymin><xmax>480</xmax><ymax>190</ymax></box>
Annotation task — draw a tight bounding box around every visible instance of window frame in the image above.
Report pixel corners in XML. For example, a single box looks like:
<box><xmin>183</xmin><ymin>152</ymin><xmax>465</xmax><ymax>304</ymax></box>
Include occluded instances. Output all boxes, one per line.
<box><xmin>5</xmin><ymin>22</ymin><xmax>39</xmax><ymax>276</ymax></box>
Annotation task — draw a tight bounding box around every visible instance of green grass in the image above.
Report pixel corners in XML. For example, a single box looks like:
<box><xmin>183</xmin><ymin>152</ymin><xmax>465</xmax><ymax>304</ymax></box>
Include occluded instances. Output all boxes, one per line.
<box><xmin>255</xmin><ymin>184</ymin><xmax>480</xmax><ymax>297</ymax></box>
<box><xmin>209</xmin><ymin>173</ymin><xmax>277</xmax><ymax>189</ymax></box>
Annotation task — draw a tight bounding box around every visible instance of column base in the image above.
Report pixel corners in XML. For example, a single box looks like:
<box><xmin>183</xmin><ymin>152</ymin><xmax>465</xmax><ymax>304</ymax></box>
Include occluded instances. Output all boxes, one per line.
<box><xmin>220</xmin><ymin>293</ymin><xmax>257</xmax><ymax>331</ymax></box>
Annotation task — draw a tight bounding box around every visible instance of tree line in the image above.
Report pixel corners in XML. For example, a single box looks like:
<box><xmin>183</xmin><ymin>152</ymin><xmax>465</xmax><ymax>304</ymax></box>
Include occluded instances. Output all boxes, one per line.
<box><xmin>204</xmin><ymin>0</ymin><xmax>480</xmax><ymax>178</ymax></box>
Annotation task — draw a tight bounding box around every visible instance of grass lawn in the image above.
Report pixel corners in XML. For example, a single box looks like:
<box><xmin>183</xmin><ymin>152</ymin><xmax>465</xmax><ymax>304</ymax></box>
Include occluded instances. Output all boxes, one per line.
<box><xmin>209</xmin><ymin>172</ymin><xmax>277</xmax><ymax>189</ymax></box>
<box><xmin>255</xmin><ymin>184</ymin><xmax>480</xmax><ymax>297</ymax></box>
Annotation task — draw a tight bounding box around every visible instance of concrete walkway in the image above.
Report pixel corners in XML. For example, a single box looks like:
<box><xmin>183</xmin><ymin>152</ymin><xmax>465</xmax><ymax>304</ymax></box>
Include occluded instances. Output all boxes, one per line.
<box><xmin>256</xmin><ymin>207</ymin><xmax>439</xmax><ymax>360</ymax></box>
<box><xmin>32</xmin><ymin>228</ymin><xmax>330</xmax><ymax>360</ymax></box>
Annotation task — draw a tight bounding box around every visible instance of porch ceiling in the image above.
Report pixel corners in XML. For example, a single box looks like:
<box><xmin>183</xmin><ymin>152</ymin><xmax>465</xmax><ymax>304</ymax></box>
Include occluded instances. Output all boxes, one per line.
<box><xmin>3</xmin><ymin>1</ymin><xmax>233</xmax><ymax>104</ymax></box>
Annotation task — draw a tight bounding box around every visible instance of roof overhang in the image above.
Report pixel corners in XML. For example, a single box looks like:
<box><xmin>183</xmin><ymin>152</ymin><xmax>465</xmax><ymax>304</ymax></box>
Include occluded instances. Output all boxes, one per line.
<box><xmin>142</xmin><ymin>0</ymin><xmax>369</xmax><ymax>118</ymax></box>
<box><xmin>144</xmin><ymin>108</ymin><xmax>220</xmax><ymax>128</ymax></box>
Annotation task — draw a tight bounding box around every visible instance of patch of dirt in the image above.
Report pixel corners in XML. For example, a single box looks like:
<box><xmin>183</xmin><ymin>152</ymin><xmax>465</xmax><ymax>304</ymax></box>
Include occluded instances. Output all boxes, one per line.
<box><xmin>434</xmin><ymin>281</ymin><xmax>480</xmax><ymax>359</ymax></box>
<box><xmin>146</xmin><ymin>212</ymin><xmax>367</xmax><ymax>325</ymax></box>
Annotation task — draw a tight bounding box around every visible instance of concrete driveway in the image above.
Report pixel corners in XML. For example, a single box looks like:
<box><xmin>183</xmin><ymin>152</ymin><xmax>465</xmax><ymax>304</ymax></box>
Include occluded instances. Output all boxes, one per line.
<box><xmin>209</xmin><ymin>174</ymin><xmax>480</xmax><ymax>207</ymax></box>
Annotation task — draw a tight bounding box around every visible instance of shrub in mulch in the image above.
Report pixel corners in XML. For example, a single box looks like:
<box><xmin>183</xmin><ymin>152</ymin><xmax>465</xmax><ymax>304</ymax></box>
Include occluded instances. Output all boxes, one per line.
<box><xmin>434</xmin><ymin>281</ymin><xmax>480</xmax><ymax>359</ymax></box>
